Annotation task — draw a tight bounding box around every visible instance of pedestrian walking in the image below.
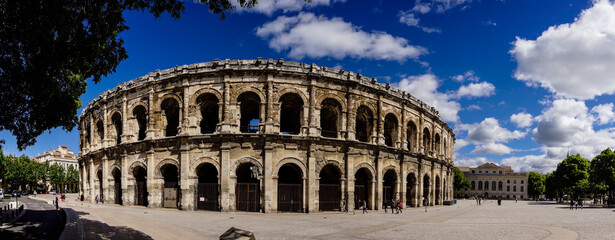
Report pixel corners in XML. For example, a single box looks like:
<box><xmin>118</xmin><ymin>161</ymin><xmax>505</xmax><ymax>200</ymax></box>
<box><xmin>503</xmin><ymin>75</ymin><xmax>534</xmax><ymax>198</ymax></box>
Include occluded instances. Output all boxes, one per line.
<box><xmin>95</xmin><ymin>195</ymin><xmax>99</xmax><ymax>204</ymax></box>
<box><xmin>478</xmin><ymin>197</ymin><xmax>482</xmax><ymax>205</ymax></box>
<box><xmin>342</xmin><ymin>199</ymin><xmax>347</xmax><ymax>213</ymax></box>
<box><xmin>570</xmin><ymin>200</ymin><xmax>574</xmax><ymax>210</ymax></box>
<box><xmin>384</xmin><ymin>200</ymin><xmax>388</xmax><ymax>213</ymax></box>
<box><xmin>362</xmin><ymin>200</ymin><xmax>368</xmax><ymax>214</ymax></box>
<box><xmin>475</xmin><ymin>195</ymin><xmax>479</xmax><ymax>205</ymax></box>
<box><xmin>390</xmin><ymin>200</ymin><xmax>395</xmax><ymax>214</ymax></box>
<box><xmin>397</xmin><ymin>201</ymin><xmax>403</xmax><ymax>214</ymax></box>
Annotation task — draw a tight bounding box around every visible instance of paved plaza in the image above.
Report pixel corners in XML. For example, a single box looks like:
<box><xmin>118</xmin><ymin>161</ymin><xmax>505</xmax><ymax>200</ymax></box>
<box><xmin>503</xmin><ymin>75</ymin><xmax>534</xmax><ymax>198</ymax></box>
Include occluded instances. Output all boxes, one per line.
<box><xmin>30</xmin><ymin>194</ymin><xmax>615</xmax><ymax>239</ymax></box>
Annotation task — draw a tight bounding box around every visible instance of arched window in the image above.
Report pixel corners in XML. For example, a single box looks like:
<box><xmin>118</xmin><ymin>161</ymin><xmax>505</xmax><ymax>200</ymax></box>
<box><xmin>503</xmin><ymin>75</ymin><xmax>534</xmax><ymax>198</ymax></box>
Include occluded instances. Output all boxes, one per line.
<box><xmin>471</xmin><ymin>181</ymin><xmax>475</xmax><ymax>190</ymax></box>
<box><xmin>384</xmin><ymin>114</ymin><xmax>398</xmax><ymax>147</ymax></box>
<box><xmin>423</xmin><ymin>128</ymin><xmax>431</xmax><ymax>155</ymax></box>
<box><xmin>111</xmin><ymin>112</ymin><xmax>122</xmax><ymax>144</ymax></box>
<box><xmin>133</xmin><ymin>105</ymin><xmax>147</xmax><ymax>140</ymax></box>
<box><xmin>498</xmin><ymin>181</ymin><xmax>503</xmax><ymax>191</ymax></box>
<box><xmin>238</xmin><ymin>92</ymin><xmax>261</xmax><ymax>133</ymax></box>
<box><xmin>320</xmin><ymin>98</ymin><xmax>341</xmax><ymax>138</ymax></box>
<box><xmin>161</xmin><ymin>98</ymin><xmax>180</xmax><ymax>137</ymax></box>
<box><xmin>279</xmin><ymin>93</ymin><xmax>303</xmax><ymax>135</ymax></box>
<box><xmin>85</xmin><ymin>123</ymin><xmax>91</xmax><ymax>146</ymax></box>
<box><xmin>96</xmin><ymin>120</ymin><xmax>104</xmax><ymax>143</ymax></box>
<box><xmin>197</xmin><ymin>93</ymin><xmax>219</xmax><ymax>134</ymax></box>
<box><xmin>355</xmin><ymin>105</ymin><xmax>373</xmax><ymax>142</ymax></box>
<box><xmin>434</xmin><ymin>133</ymin><xmax>441</xmax><ymax>155</ymax></box>
<box><xmin>484</xmin><ymin>181</ymin><xmax>489</xmax><ymax>191</ymax></box>
<box><xmin>491</xmin><ymin>181</ymin><xmax>496</xmax><ymax>191</ymax></box>
<box><xmin>407</xmin><ymin>121</ymin><xmax>417</xmax><ymax>151</ymax></box>
<box><xmin>478</xmin><ymin>181</ymin><xmax>483</xmax><ymax>190</ymax></box>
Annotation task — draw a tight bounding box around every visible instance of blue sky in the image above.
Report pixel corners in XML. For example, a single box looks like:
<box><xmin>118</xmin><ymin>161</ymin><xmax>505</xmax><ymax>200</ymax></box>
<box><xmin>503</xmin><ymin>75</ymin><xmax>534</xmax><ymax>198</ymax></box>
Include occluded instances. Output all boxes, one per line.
<box><xmin>3</xmin><ymin>0</ymin><xmax>615</xmax><ymax>173</ymax></box>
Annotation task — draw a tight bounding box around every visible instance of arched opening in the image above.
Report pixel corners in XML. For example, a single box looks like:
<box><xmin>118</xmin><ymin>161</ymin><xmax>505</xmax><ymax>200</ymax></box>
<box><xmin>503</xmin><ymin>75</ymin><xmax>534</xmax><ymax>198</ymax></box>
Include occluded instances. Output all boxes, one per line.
<box><xmin>406</xmin><ymin>173</ymin><xmax>416</xmax><ymax>207</ymax></box>
<box><xmin>423</xmin><ymin>128</ymin><xmax>431</xmax><ymax>155</ymax></box>
<box><xmin>384</xmin><ymin>114</ymin><xmax>398</xmax><ymax>147</ymax></box>
<box><xmin>161</xmin><ymin>98</ymin><xmax>180</xmax><ymax>137</ymax></box>
<box><xmin>133</xmin><ymin>105</ymin><xmax>147</xmax><ymax>140</ymax></box>
<box><xmin>112</xmin><ymin>112</ymin><xmax>122</xmax><ymax>144</ymax></box>
<box><xmin>434</xmin><ymin>133</ymin><xmax>441</xmax><ymax>155</ymax></box>
<box><xmin>383</xmin><ymin>169</ymin><xmax>397</xmax><ymax>206</ymax></box>
<box><xmin>478</xmin><ymin>181</ymin><xmax>483</xmax><ymax>190</ymax></box>
<box><xmin>238</xmin><ymin>92</ymin><xmax>261</xmax><ymax>133</ymax></box>
<box><xmin>112</xmin><ymin>168</ymin><xmax>122</xmax><ymax>205</ymax></box>
<box><xmin>197</xmin><ymin>93</ymin><xmax>219</xmax><ymax>134</ymax></box>
<box><xmin>407</xmin><ymin>121</ymin><xmax>417</xmax><ymax>151</ymax></box>
<box><xmin>423</xmin><ymin>174</ymin><xmax>430</xmax><ymax>206</ymax></box>
<box><xmin>96</xmin><ymin>120</ymin><xmax>104</xmax><ymax>144</ymax></box>
<box><xmin>355</xmin><ymin>106</ymin><xmax>373</xmax><ymax>142</ymax></box>
<box><xmin>97</xmin><ymin>170</ymin><xmax>103</xmax><ymax>203</ymax></box>
<box><xmin>498</xmin><ymin>181</ymin><xmax>503</xmax><ymax>191</ymax></box>
<box><xmin>471</xmin><ymin>181</ymin><xmax>475</xmax><ymax>190</ymax></box>
<box><xmin>354</xmin><ymin>168</ymin><xmax>372</xmax><ymax>209</ymax></box>
<box><xmin>277</xmin><ymin>163</ymin><xmax>303</xmax><ymax>212</ymax></box>
<box><xmin>85</xmin><ymin>124</ymin><xmax>91</xmax><ymax>146</ymax></box>
<box><xmin>196</xmin><ymin>163</ymin><xmax>219</xmax><ymax>211</ymax></box>
<box><xmin>484</xmin><ymin>181</ymin><xmax>489</xmax><ymax>193</ymax></box>
<box><xmin>443</xmin><ymin>178</ymin><xmax>447</xmax><ymax>200</ymax></box>
<box><xmin>319</xmin><ymin>164</ymin><xmax>341</xmax><ymax>211</ymax></box>
<box><xmin>443</xmin><ymin>138</ymin><xmax>448</xmax><ymax>158</ymax></box>
<box><xmin>492</xmin><ymin>181</ymin><xmax>496</xmax><ymax>191</ymax></box>
<box><xmin>279</xmin><ymin>93</ymin><xmax>303</xmax><ymax>135</ymax></box>
<box><xmin>161</xmin><ymin>164</ymin><xmax>179</xmax><ymax>208</ymax></box>
<box><xmin>320</xmin><ymin>98</ymin><xmax>341</xmax><ymax>138</ymax></box>
<box><xmin>435</xmin><ymin>176</ymin><xmax>441</xmax><ymax>205</ymax></box>
<box><xmin>133</xmin><ymin>166</ymin><xmax>148</xmax><ymax>206</ymax></box>
<box><xmin>236</xmin><ymin>163</ymin><xmax>260</xmax><ymax>212</ymax></box>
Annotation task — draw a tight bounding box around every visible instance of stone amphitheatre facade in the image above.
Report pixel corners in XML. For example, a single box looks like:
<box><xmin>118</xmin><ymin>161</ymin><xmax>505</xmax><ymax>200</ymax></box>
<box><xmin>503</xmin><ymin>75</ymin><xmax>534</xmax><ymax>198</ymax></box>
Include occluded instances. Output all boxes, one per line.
<box><xmin>78</xmin><ymin>58</ymin><xmax>455</xmax><ymax>213</ymax></box>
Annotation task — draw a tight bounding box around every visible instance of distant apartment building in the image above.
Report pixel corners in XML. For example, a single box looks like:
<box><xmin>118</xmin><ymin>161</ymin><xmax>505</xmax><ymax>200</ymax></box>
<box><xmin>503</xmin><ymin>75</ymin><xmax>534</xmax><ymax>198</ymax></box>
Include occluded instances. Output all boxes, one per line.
<box><xmin>455</xmin><ymin>163</ymin><xmax>528</xmax><ymax>200</ymax></box>
<box><xmin>33</xmin><ymin>145</ymin><xmax>79</xmax><ymax>192</ymax></box>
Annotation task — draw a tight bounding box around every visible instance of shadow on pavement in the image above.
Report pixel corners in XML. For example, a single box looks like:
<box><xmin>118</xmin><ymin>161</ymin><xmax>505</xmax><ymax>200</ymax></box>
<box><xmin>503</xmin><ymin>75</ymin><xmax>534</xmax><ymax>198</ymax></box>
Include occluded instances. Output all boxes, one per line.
<box><xmin>0</xmin><ymin>209</ymin><xmax>66</xmax><ymax>240</ymax></box>
<box><xmin>75</xmin><ymin>210</ymin><xmax>153</xmax><ymax>240</ymax></box>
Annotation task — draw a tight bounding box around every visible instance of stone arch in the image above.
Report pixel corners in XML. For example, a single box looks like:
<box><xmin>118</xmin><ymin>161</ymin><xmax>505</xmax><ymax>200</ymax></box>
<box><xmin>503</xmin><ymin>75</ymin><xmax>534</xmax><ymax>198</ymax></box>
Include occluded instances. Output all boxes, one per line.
<box><xmin>155</xmin><ymin>158</ymin><xmax>180</xmax><ymax>177</ymax></box>
<box><xmin>355</xmin><ymin>105</ymin><xmax>374</xmax><ymax>143</ymax></box>
<box><xmin>383</xmin><ymin>113</ymin><xmax>399</xmax><ymax>147</ymax></box>
<box><xmin>108</xmin><ymin>163</ymin><xmax>121</xmax><ymax>179</ymax></box>
<box><xmin>316</xmin><ymin>160</ymin><xmax>345</xmax><ymax>179</ymax></box>
<box><xmin>319</xmin><ymin>98</ymin><xmax>343</xmax><ymax>138</ymax></box>
<box><xmin>354</xmin><ymin>162</ymin><xmax>376</xmax><ymax>180</ymax></box>
<box><xmin>232</xmin><ymin>157</ymin><xmax>263</xmax><ymax>177</ymax></box>
<box><xmin>274</xmin><ymin>87</ymin><xmax>308</xmax><ymax>104</ymax></box>
<box><xmin>406</xmin><ymin>120</ymin><xmax>418</xmax><ymax>151</ymax></box>
<box><xmin>231</xmin><ymin>86</ymin><xmax>265</xmax><ymax>104</ymax></box>
<box><xmin>128</xmin><ymin>100</ymin><xmax>149</xmax><ymax>114</ymax></box>
<box><xmin>191</xmin><ymin>157</ymin><xmax>220</xmax><ymax>177</ymax></box>
<box><xmin>128</xmin><ymin>161</ymin><xmax>147</xmax><ymax>176</ymax></box>
<box><xmin>316</xmin><ymin>93</ymin><xmax>347</xmax><ymax>112</ymax></box>
<box><xmin>190</xmin><ymin>87</ymin><xmax>223</xmax><ymax>107</ymax></box>
<box><xmin>160</xmin><ymin>96</ymin><xmax>181</xmax><ymax>137</ymax></box>
<box><xmin>278</xmin><ymin>92</ymin><xmax>304</xmax><ymax>135</ymax></box>
<box><xmin>158</xmin><ymin>93</ymin><xmax>183</xmax><ymax>107</ymax></box>
<box><xmin>132</xmin><ymin>104</ymin><xmax>148</xmax><ymax>140</ymax></box>
<box><xmin>273</xmin><ymin>157</ymin><xmax>306</xmax><ymax>178</ymax></box>
<box><xmin>353</xmin><ymin>100</ymin><xmax>377</xmax><ymax>115</ymax></box>
<box><xmin>382</xmin><ymin>164</ymin><xmax>399</xmax><ymax>178</ymax></box>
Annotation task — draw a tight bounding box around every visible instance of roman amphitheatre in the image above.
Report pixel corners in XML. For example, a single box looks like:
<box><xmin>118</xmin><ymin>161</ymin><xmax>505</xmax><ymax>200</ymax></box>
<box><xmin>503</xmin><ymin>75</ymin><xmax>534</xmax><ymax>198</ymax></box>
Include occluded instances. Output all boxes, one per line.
<box><xmin>77</xmin><ymin>58</ymin><xmax>455</xmax><ymax>213</ymax></box>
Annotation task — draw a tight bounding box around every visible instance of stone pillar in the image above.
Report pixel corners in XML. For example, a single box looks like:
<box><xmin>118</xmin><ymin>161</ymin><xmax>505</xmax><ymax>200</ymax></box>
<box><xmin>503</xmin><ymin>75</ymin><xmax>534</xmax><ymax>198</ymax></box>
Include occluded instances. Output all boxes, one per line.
<box><xmin>346</xmin><ymin>154</ymin><xmax>355</xmax><ymax>211</ymax></box>
<box><xmin>401</xmin><ymin>104</ymin><xmax>407</xmax><ymax>150</ymax></box>
<box><xmin>430</xmin><ymin>163</ymin><xmax>435</xmax><ymax>206</ymax></box>
<box><xmin>121</xmin><ymin>96</ymin><xmax>128</xmax><ymax>143</ymax></box>
<box><xmin>369</xmin><ymin>179</ymin><xmax>376</xmax><ymax>210</ymax></box>
<box><xmin>89</xmin><ymin>158</ymin><xmax>95</xmax><ymax>203</ymax></box>
<box><xmin>220</xmin><ymin>142</ymin><xmax>231</xmax><ymax>212</ymax></box>
<box><xmin>308</xmin><ymin>81</ymin><xmax>319</xmax><ymax>137</ymax></box>
<box><xmin>340</xmin><ymin>178</ymin><xmax>346</xmax><ymax>211</ymax></box>
<box><xmin>263</xmin><ymin>74</ymin><xmax>275</xmax><ymax>133</ymax></box>
<box><xmin>180</xmin><ymin>144</ymin><xmax>191</xmax><ymax>210</ymax></box>
<box><xmin>375</xmin><ymin>155</ymin><xmax>383</xmax><ymax>210</ymax></box>
<box><xmin>263</xmin><ymin>142</ymin><xmax>273</xmax><ymax>213</ymax></box>
<box><xmin>220</xmin><ymin>75</ymin><xmax>233</xmax><ymax>133</ymax></box>
<box><xmin>180</xmin><ymin>83</ymin><xmax>190</xmax><ymax>135</ymax></box>
<box><xmin>146</xmin><ymin>89</ymin><xmax>156</xmax><ymax>139</ymax></box>
<box><xmin>307</xmin><ymin>144</ymin><xmax>317</xmax><ymax>212</ymax></box>
<box><xmin>102</xmin><ymin>155</ymin><xmax>109</xmax><ymax>203</ymax></box>
<box><xmin>401</xmin><ymin>161</ymin><xmax>407</xmax><ymax>207</ymax></box>
<box><xmin>417</xmin><ymin>161</ymin><xmax>423</xmax><ymax>207</ymax></box>
<box><xmin>121</xmin><ymin>153</ymin><xmax>129</xmax><ymax>205</ymax></box>
<box><xmin>346</xmin><ymin>94</ymin><xmax>355</xmax><ymax>141</ymax></box>
<box><xmin>377</xmin><ymin>95</ymin><xmax>384</xmax><ymax>145</ymax></box>
<box><xmin>146</xmin><ymin>150</ymin><xmax>155</xmax><ymax>207</ymax></box>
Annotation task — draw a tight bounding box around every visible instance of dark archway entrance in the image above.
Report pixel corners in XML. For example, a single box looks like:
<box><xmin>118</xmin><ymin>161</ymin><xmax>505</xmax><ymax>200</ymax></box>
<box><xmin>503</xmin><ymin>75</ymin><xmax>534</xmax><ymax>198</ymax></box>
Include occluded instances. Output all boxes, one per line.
<box><xmin>383</xmin><ymin>169</ymin><xmax>397</xmax><ymax>206</ymax></box>
<box><xmin>236</xmin><ymin>163</ymin><xmax>260</xmax><ymax>212</ymax></box>
<box><xmin>197</xmin><ymin>163</ymin><xmax>219</xmax><ymax>211</ymax></box>
<box><xmin>435</xmin><ymin>176</ymin><xmax>441</xmax><ymax>205</ymax></box>
<box><xmin>423</xmin><ymin>174</ymin><xmax>430</xmax><ymax>206</ymax></box>
<box><xmin>319</xmin><ymin>164</ymin><xmax>341</xmax><ymax>211</ymax></box>
<box><xmin>354</xmin><ymin>168</ymin><xmax>372</xmax><ymax>209</ymax></box>
<box><xmin>112</xmin><ymin>168</ymin><xmax>122</xmax><ymax>205</ymax></box>
<box><xmin>279</xmin><ymin>93</ymin><xmax>303</xmax><ymax>135</ymax></box>
<box><xmin>161</xmin><ymin>164</ymin><xmax>179</xmax><ymax>208</ymax></box>
<box><xmin>97</xmin><ymin>170</ymin><xmax>103</xmax><ymax>203</ymax></box>
<box><xmin>406</xmin><ymin>173</ymin><xmax>416</xmax><ymax>207</ymax></box>
<box><xmin>134</xmin><ymin>166</ymin><xmax>148</xmax><ymax>206</ymax></box>
<box><xmin>277</xmin><ymin>163</ymin><xmax>303</xmax><ymax>212</ymax></box>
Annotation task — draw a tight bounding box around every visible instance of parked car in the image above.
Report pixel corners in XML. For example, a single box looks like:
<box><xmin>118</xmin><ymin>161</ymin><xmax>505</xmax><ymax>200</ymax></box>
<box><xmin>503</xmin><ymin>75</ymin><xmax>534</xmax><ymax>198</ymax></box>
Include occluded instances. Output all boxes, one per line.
<box><xmin>12</xmin><ymin>190</ymin><xmax>21</xmax><ymax>197</ymax></box>
<box><xmin>22</xmin><ymin>190</ymin><xmax>29</xmax><ymax>196</ymax></box>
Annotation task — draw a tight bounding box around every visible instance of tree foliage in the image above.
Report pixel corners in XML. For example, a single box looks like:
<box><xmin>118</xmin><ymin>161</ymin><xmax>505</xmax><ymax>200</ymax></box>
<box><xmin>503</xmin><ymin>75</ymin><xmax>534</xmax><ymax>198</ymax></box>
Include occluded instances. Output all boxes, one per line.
<box><xmin>553</xmin><ymin>154</ymin><xmax>591</xmax><ymax>199</ymax></box>
<box><xmin>528</xmin><ymin>171</ymin><xmax>545</xmax><ymax>200</ymax></box>
<box><xmin>453</xmin><ymin>167</ymin><xmax>471</xmax><ymax>190</ymax></box>
<box><xmin>0</xmin><ymin>150</ymin><xmax>76</xmax><ymax>191</ymax></box>
<box><xmin>0</xmin><ymin>0</ymin><xmax>259</xmax><ymax>150</ymax></box>
<box><xmin>590</xmin><ymin>148</ymin><xmax>615</xmax><ymax>203</ymax></box>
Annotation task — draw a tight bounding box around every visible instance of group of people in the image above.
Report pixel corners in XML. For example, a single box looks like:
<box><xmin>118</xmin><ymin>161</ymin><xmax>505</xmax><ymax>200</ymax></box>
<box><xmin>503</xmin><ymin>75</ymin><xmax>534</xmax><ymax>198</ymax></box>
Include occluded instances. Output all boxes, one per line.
<box><xmin>383</xmin><ymin>200</ymin><xmax>403</xmax><ymax>214</ymax></box>
<box><xmin>569</xmin><ymin>199</ymin><xmax>584</xmax><ymax>210</ymax></box>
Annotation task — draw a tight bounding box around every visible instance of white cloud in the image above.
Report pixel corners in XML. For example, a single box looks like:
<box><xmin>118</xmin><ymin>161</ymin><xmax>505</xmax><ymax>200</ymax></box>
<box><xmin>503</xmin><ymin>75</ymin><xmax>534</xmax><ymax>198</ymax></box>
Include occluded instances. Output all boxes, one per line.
<box><xmin>398</xmin><ymin>10</ymin><xmax>442</xmax><ymax>33</ymax></box>
<box><xmin>413</xmin><ymin>0</ymin><xmax>473</xmax><ymax>14</ymax></box>
<box><xmin>234</xmin><ymin>0</ymin><xmax>346</xmax><ymax>16</ymax></box>
<box><xmin>451</xmin><ymin>70</ymin><xmax>479</xmax><ymax>82</ymax></box>
<box><xmin>396</xmin><ymin>73</ymin><xmax>461</xmax><ymax>122</ymax></box>
<box><xmin>591</xmin><ymin>103</ymin><xmax>615</xmax><ymax>125</ymax></box>
<box><xmin>510</xmin><ymin>112</ymin><xmax>533</xmax><ymax>128</ymax></box>
<box><xmin>456</xmin><ymin>82</ymin><xmax>495</xmax><ymax>98</ymax></box>
<box><xmin>455</xmin><ymin>139</ymin><xmax>470</xmax><ymax>150</ymax></box>
<box><xmin>532</xmin><ymin>99</ymin><xmax>592</xmax><ymax>147</ymax></box>
<box><xmin>454</xmin><ymin>156</ymin><xmax>488</xmax><ymax>167</ymax></box>
<box><xmin>460</xmin><ymin>118</ymin><xmax>526</xmax><ymax>145</ymax></box>
<box><xmin>471</xmin><ymin>143</ymin><xmax>513</xmax><ymax>155</ymax></box>
<box><xmin>511</xmin><ymin>0</ymin><xmax>615</xmax><ymax>99</ymax></box>
<box><xmin>501</xmin><ymin>154</ymin><xmax>560</xmax><ymax>173</ymax></box>
<box><xmin>256</xmin><ymin>13</ymin><xmax>427</xmax><ymax>61</ymax></box>
<box><xmin>466</xmin><ymin>104</ymin><xmax>481</xmax><ymax>111</ymax></box>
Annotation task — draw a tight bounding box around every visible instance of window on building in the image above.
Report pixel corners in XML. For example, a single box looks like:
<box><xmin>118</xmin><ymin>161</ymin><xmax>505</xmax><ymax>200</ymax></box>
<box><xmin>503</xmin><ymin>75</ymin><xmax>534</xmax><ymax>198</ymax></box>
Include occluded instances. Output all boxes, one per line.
<box><xmin>498</xmin><ymin>181</ymin><xmax>503</xmax><ymax>191</ymax></box>
<box><xmin>507</xmin><ymin>195</ymin><xmax>509</xmax><ymax>198</ymax></box>
<box><xmin>513</xmin><ymin>195</ymin><xmax>516</xmax><ymax>199</ymax></box>
<box><xmin>513</xmin><ymin>186</ymin><xmax>516</xmax><ymax>192</ymax></box>
<box><xmin>507</xmin><ymin>180</ymin><xmax>510</xmax><ymax>184</ymax></box>
<box><xmin>514</xmin><ymin>180</ymin><xmax>516</xmax><ymax>184</ymax></box>
<box><xmin>472</xmin><ymin>170</ymin><xmax>475</xmax><ymax>173</ymax></box>
<box><xmin>521</xmin><ymin>186</ymin><xmax>524</xmax><ymax>192</ymax></box>
<box><xmin>507</xmin><ymin>186</ymin><xmax>510</xmax><ymax>191</ymax></box>
<box><xmin>479</xmin><ymin>171</ymin><xmax>482</xmax><ymax>173</ymax></box>
<box><xmin>471</xmin><ymin>181</ymin><xmax>475</xmax><ymax>190</ymax></box>
<box><xmin>521</xmin><ymin>180</ymin><xmax>524</xmax><ymax>184</ymax></box>
<box><xmin>478</xmin><ymin>181</ymin><xmax>483</xmax><ymax>190</ymax></box>
<box><xmin>499</xmin><ymin>170</ymin><xmax>502</xmax><ymax>174</ymax></box>
<box><xmin>493</xmin><ymin>171</ymin><xmax>496</xmax><ymax>173</ymax></box>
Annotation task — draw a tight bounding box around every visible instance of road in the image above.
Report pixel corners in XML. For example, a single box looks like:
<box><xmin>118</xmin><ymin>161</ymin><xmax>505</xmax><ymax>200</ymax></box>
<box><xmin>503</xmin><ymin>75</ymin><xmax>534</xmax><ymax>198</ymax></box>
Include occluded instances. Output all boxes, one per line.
<box><xmin>0</xmin><ymin>196</ymin><xmax>65</xmax><ymax>240</ymax></box>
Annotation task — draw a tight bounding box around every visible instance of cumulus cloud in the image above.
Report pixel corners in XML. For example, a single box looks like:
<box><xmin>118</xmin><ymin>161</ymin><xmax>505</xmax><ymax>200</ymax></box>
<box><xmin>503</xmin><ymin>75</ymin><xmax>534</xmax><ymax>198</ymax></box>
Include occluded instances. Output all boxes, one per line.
<box><xmin>532</xmin><ymin>99</ymin><xmax>592</xmax><ymax>147</ymax></box>
<box><xmin>397</xmin><ymin>73</ymin><xmax>461</xmax><ymax>122</ymax></box>
<box><xmin>591</xmin><ymin>103</ymin><xmax>615</xmax><ymax>125</ymax></box>
<box><xmin>471</xmin><ymin>143</ymin><xmax>513</xmax><ymax>155</ymax></box>
<box><xmin>256</xmin><ymin>13</ymin><xmax>427</xmax><ymax>61</ymax></box>
<box><xmin>451</xmin><ymin>70</ymin><xmax>479</xmax><ymax>82</ymax></box>
<box><xmin>455</xmin><ymin>139</ymin><xmax>470</xmax><ymax>150</ymax></box>
<box><xmin>454</xmin><ymin>156</ymin><xmax>488</xmax><ymax>167</ymax></box>
<box><xmin>398</xmin><ymin>10</ymin><xmax>441</xmax><ymax>33</ymax></box>
<box><xmin>460</xmin><ymin>118</ymin><xmax>526</xmax><ymax>144</ymax></box>
<box><xmin>511</xmin><ymin>0</ymin><xmax>615</xmax><ymax>99</ymax></box>
<box><xmin>510</xmin><ymin>112</ymin><xmax>533</xmax><ymax>128</ymax></box>
<box><xmin>456</xmin><ymin>82</ymin><xmax>495</xmax><ymax>98</ymax></box>
<box><xmin>466</xmin><ymin>104</ymin><xmax>481</xmax><ymax>111</ymax></box>
<box><xmin>501</xmin><ymin>154</ymin><xmax>561</xmax><ymax>173</ymax></box>
<box><xmin>234</xmin><ymin>0</ymin><xmax>346</xmax><ymax>16</ymax></box>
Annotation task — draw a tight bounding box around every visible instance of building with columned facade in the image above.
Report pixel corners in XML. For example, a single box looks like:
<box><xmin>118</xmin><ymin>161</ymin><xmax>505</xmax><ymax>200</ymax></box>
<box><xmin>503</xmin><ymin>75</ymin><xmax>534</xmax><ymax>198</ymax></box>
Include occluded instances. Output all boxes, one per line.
<box><xmin>33</xmin><ymin>145</ymin><xmax>79</xmax><ymax>192</ymax></box>
<box><xmin>455</xmin><ymin>163</ymin><xmax>528</xmax><ymax>200</ymax></box>
<box><xmin>78</xmin><ymin>59</ymin><xmax>456</xmax><ymax>213</ymax></box>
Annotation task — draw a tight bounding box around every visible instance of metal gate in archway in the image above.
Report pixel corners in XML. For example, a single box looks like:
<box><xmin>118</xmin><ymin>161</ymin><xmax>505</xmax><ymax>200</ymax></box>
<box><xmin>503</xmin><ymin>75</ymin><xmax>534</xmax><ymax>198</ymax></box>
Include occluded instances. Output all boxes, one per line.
<box><xmin>236</xmin><ymin>183</ymin><xmax>260</xmax><ymax>212</ymax></box>
<box><xmin>277</xmin><ymin>183</ymin><xmax>302</xmax><ymax>212</ymax></box>
<box><xmin>197</xmin><ymin>183</ymin><xmax>219</xmax><ymax>211</ymax></box>
<box><xmin>319</xmin><ymin>184</ymin><xmax>340</xmax><ymax>211</ymax></box>
<box><xmin>354</xmin><ymin>185</ymin><xmax>367</xmax><ymax>209</ymax></box>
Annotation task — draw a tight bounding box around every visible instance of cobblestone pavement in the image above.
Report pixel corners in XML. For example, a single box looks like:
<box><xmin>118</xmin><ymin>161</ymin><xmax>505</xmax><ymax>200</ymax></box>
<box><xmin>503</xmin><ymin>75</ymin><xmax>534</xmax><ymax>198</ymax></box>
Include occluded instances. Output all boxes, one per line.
<box><xmin>36</xmin><ymin>194</ymin><xmax>615</xmax><ymax>240</ymax></box>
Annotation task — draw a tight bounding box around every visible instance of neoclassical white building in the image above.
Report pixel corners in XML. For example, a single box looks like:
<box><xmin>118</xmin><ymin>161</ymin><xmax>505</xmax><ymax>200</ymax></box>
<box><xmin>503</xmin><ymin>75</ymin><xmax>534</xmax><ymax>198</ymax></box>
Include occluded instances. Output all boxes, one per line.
<box><xmin>78</xmin><ymin>59</ymin><xmax>456</xmax><ymax>213</ymax></box>
<box><xmin>456</xmin><ymin>163</ymin><xmax>528</xmax><ymax>200</ymax></box>
<box><xmin>33</xmin><ymin>145</ymin><xmax>79</xmax><ymax>192</ymax></box>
